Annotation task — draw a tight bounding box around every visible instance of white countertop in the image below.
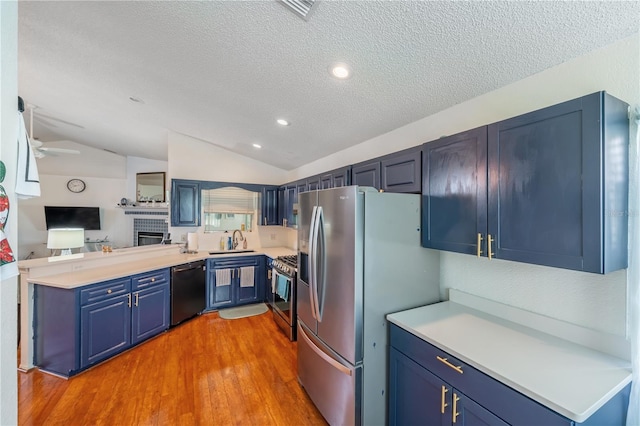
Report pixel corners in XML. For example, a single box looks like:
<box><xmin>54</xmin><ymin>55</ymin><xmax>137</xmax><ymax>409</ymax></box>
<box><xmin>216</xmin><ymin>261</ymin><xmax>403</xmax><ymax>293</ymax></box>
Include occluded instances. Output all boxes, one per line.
<box><xmin>26</xmin><ymin>246</ymin><xmax>296</xmax><ymax>289</ymax></box>
<box><xmin>387</xmin><ymin>301</ymin><xmax>632</xmax><ymax>423</ymax></box>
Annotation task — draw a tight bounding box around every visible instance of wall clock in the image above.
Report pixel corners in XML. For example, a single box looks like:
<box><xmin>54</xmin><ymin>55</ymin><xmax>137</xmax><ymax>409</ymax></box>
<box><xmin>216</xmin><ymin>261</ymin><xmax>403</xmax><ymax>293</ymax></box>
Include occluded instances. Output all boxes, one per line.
<box><xmin>67</xmin><ymin>178</ymin><xmax>86</xmax><ymax>193</ymax></box>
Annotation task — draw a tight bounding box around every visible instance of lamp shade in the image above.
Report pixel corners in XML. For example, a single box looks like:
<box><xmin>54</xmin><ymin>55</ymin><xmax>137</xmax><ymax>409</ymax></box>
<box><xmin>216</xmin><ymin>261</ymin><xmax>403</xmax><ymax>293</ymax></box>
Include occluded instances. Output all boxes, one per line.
<box><xmin>47</xmin><ymin>228</ymin><xmax>85</xmax><ymax>250</ymax></box>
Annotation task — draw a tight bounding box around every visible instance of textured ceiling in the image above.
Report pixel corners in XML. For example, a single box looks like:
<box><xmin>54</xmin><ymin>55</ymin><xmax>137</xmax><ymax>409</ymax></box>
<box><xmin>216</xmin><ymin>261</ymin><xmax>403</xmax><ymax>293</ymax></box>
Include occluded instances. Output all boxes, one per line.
<box><xmin>18</xmin><ymin>1</ymin><xmax>640</xmax><ymax>171</ymax></box>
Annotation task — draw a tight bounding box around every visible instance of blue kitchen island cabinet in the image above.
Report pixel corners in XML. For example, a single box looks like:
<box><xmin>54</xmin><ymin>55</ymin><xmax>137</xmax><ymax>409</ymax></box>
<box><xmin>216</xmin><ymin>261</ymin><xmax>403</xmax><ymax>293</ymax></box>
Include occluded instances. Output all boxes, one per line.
<box><xmin>208</xmin><ymin>256</ymin><xmax>265</xmax><ymax>310</ymax></box>
<box><xmin>389</xmin><ymin>324</ymin><xmax>630</xmax><ymax>426</ymax></box>
<box><xmin>171</xmin><ymin>179</ymin><xmax>201</xmax><ymax>227</ymax></box>
<box><xmin>130</xmin><ymin>269</ymin><xmax>170</xmax><ymax>345</ymax></box>
<box><xmin>422</xmin><ymin>91</ymin><xmax>629</xmax><ymax>274</ymax></box>
<box><xmin>34</xmin><ymin>269</ymin><xmax>170</xmax><ymax>377</ymax></box>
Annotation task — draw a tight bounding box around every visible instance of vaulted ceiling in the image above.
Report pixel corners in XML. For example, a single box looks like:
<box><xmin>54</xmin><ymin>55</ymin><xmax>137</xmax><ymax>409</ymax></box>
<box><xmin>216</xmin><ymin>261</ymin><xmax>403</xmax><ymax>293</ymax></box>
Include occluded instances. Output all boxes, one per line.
<box><xmin>18</xmin><ymin>1</ymin><xmax>640</xmax><ymax>171</ymax></box>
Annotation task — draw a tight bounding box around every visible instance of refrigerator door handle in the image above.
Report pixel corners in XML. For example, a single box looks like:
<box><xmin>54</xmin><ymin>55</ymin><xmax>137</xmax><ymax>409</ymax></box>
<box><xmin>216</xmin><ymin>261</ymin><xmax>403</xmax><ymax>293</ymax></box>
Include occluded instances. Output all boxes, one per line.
<box><xmin>298</xmin><ymin>323</ymin><xmax>352</xmax><ymax>377</ymax></box>
<box><xmin>316</xmin><ymin>206</ymin><xmax>326</xmax><ymax>322</ymax></box>
<box><xmin>309</xmin><ymin>205</ymin><xmax>319</xmax><ymax>320</ymax></box>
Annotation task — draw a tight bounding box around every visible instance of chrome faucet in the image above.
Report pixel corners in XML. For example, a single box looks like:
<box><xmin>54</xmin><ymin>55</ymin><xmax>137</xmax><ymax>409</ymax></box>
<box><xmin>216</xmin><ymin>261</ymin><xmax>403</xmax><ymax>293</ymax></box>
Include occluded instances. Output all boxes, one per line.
<box><xmin>232</xmin><ymin>229</ymin><xmax>244</xmax><ymax>250</ymax></box>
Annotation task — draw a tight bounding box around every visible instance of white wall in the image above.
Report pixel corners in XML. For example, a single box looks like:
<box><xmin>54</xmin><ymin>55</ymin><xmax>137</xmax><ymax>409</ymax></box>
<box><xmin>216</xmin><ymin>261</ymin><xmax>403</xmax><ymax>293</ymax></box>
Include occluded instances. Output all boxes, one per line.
<box><xmin>0</xmin><ymin>1</ymin><xmax>19</xmax><ymax>423</ymax></box>
<box><xmin>168</xmin><ymin>131</ymin><xmax>287</xmax><ymax>184</ymax></box>
<box><xmin>288</xmin><ymin>35</ymin><xmax>640</xmax><ymax>337</ymax></box>
<box><xmin>126</xmin><ymin>156</ymin><xmax>168</xmax><ymax>202</ymax></box>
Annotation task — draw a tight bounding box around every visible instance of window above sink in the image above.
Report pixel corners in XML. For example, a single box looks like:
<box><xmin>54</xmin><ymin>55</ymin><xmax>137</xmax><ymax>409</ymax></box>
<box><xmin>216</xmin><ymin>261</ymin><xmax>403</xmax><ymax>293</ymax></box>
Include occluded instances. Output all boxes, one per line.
<box><xmin>202</xmin><ymin>187</ymin><xmax>258</xmax><ymax>232</ymax></box>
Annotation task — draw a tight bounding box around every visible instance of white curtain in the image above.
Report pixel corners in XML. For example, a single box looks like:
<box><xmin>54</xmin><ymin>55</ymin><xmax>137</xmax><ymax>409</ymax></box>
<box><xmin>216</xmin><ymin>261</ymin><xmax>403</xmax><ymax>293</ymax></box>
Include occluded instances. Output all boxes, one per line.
<box><xmin>627</xmin><ymin>106</ymin><xmax>640</xmax><ymax>426</ymax></box>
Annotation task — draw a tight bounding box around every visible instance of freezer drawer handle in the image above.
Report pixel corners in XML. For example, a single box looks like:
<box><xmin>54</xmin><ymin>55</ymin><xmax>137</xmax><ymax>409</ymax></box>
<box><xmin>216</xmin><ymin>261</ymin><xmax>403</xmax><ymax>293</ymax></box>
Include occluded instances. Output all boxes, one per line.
<box><xmin>298</xmin><ymin>324</ymin><xmax>352</xmax><ymax>377</ymax></box>
<box><xmin>436</xmin><ymin>356</ymin><xmax>463</xmax><ymax>374</ymax></box>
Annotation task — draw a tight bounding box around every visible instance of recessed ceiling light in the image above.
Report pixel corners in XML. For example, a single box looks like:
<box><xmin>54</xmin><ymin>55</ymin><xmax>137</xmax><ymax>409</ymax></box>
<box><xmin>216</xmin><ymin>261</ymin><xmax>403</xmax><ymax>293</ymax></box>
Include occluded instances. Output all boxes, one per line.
<box><xmin>252</xmin><ymin>143</ymin><xmax>262</xmax><ymax>149</ymax></box>
<box><xmin>277</xmin><ymin>119</ymin><xmax>290</xmax><ymax>126</ymax></box>
<box><xmin>330</xmin><ymin>63</ymin><xmax>352</xmax><ymax>79</ymax></box>
<box><xmin>129</xmin><ymin>96</ymin><xmax>145</xmax><ymax>104</ymax></box>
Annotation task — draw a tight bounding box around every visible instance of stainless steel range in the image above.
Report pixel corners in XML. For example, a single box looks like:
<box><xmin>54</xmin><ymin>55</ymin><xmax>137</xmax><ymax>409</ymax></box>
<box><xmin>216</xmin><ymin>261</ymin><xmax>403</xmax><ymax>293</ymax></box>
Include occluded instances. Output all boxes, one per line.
<box><xmin>270</xmin><ymin>254</ymin><xmax>297</xmax><ymax>341</ymax></box>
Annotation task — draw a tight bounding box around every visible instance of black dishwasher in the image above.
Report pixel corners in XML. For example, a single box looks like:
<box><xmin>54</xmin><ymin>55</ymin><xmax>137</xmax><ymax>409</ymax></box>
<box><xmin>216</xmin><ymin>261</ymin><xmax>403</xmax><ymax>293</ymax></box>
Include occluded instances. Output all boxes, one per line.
<box><xmin>170</xmin><ymin>260</ymin><xmax>206</xmax><ymax>326</ymax></box>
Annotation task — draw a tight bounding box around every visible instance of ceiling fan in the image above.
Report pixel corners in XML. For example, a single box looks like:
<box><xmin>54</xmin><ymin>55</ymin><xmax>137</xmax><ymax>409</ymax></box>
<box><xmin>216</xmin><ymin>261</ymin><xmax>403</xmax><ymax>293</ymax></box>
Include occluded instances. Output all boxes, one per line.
<box><xmin>27</xmin><ymin>104</ymin><xmax>81</xmax><ymax>158</ymax></box>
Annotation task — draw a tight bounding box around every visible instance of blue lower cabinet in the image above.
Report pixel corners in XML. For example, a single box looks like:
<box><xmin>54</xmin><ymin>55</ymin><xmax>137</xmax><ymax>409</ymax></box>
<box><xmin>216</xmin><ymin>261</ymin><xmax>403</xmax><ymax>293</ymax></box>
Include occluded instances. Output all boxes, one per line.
<box><xmin>81</xmin><ymin>294</ymin><xmax>131</xmax><ymax>368</ymax></box>
<box><xmin>208</xmin><ymin>256</ymin><xmax>265</xmax><ymax>310</ymax></box>
<box><xmin>131</xmin><ymin>284</ymin><xmax>170</xmax><ymax>345</ymax></box>
<box><xmin>389</xmin><ymin>324</ymin><xmax>629</xmax><ymax>426</ymax></box>
<box><xmin>389</xmin><ymin>347</ymin><xmax>507</xmax><ymax>426</ymax></box>
<box><xmin>34</xmin><ymin>269</ymin><xmax>170</xmax><ymax>377</ymax></box>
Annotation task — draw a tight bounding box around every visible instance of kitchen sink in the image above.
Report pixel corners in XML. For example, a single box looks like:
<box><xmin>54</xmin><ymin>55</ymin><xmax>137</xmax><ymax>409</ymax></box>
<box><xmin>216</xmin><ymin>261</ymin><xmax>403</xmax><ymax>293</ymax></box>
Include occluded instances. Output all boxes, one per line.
<box><xmin>208</xmin><ymin>249</ymin><xmax>256</xmax><ymax>255</ymax></box>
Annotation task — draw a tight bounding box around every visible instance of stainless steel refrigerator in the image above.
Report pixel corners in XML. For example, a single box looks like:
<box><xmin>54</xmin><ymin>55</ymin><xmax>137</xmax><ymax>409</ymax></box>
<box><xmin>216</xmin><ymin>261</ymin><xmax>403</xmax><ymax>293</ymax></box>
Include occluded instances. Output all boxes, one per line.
<box><xmin>297</xmin><ymin>186</ymin><xmax>440</xmax><ymax>426</ymax></box>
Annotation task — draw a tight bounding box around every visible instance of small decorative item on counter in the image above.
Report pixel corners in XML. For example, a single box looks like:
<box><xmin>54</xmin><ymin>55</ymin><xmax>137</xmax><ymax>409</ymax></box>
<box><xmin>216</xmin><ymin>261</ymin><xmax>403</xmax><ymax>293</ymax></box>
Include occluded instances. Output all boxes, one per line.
<box><xmin>101</xmin><ymin>245</ymin><xmax>112</xmax><ymax>253</ymax></box>
<box><xmin>227</xmin><ymin>236</ymin><xmax>232</xmax><ymax>250</ymax></box>
<box><xmin>219</xmin><ymin>237</ymin><xmax>225</xmax><ymax>250</ymax></box>
<box><xmin>241</xmin><ymin>223</ymin><xmax>245</xmax><ymax>231</ymax></box>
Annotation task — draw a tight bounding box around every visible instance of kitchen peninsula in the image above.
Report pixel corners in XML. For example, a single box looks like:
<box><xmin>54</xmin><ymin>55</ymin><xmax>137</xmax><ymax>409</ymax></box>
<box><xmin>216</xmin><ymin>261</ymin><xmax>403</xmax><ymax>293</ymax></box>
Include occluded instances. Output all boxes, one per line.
<box><xmin>18</xmin><ymin>243</ymin><xmax>295</xmax><ymax>375</ymax></box>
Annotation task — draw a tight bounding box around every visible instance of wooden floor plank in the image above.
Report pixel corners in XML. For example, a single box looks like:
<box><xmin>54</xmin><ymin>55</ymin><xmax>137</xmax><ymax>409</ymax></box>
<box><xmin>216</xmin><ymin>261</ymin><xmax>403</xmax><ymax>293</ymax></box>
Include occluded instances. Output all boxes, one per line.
<box><xmin>18</xmin><ymin>310</ymin><xmax>327</xmax><ymax>425</ymax></box>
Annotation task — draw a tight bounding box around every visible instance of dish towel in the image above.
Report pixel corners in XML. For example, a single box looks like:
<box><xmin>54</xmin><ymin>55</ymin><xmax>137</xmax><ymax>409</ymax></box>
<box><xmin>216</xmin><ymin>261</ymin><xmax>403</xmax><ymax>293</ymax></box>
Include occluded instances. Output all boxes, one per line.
<box><xmin>276</xmin><ymin>275</ymin><xmax>289</xmax><ymax>302</ymax></box>
<box><xmin>15</xmin><ymin>113</ymin><xmax>40</xmax><ymax>199</ymax></box>
<box><xmin>239</xmin><ymin>266</ymin><xmax>255</xmax><ymax>287</ymax></box>
<box><xmin>215</xmin><ymin>268</ymin><xmax>231</xmax><ymax>286</ymax></box>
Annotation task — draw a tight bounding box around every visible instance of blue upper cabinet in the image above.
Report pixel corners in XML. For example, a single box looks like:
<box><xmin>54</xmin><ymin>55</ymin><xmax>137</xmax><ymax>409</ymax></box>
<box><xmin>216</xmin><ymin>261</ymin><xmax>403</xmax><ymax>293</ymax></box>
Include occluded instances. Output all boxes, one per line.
<box><xmin>353</xmin><ymin>149</ymin><xmax>420</xmax><ymax>193</ymax></box>
<box><xmin>352</xmin><ymin>160</ymin><xmax>381</xmax><ymax>189</ymax></box>
<box><xmin>330</xmin><ymin>166</ymin><xmax>351</xmax><ymax>188</ymax></box>
<box><xmin>487</xmin><ymin>92</ymin><xmax>628</xmax><ymax>273</ymax></box>
<box><xmin>422</xmin><ymin>91</ymin><xmax>629</xmax><ymax>274</ymax></box>
<box><xmin>380</xmin><ymin>146</ymin><xmax>422</xmax><ymax>193</ymax></box>
<box><xmin>261</xmin><ymin>186</ymin><xmax>279</xmax><ymax>225</ymax></box>
<box><xmin>170</xmin><ymin>179</ymin><xmax>201</xmax><ymax>227</ymax></box>
<box><xmin>422</xmin><ymin>127</ymin><xmax>488</xmax><ymax>255</ymax></box>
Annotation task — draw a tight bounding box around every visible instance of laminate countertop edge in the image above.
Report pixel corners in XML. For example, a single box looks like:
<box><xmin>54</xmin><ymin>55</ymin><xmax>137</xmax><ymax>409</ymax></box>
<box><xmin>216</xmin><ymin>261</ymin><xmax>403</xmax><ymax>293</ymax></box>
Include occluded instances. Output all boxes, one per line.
<box><xmin>386</xmin><ymin>301</ymin><xmax>632</xmax><ymax>423</ymax></box>
<box><xmin>26</xmin><ymin>247</ymin><xmax>296</xmax><ymax>289</ymax></box>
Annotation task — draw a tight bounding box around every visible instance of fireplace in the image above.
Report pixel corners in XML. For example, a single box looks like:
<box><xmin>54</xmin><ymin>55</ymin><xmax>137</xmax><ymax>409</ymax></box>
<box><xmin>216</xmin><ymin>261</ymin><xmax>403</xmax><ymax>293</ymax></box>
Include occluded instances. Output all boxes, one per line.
<box><xmin>137</xmin><ymin>231</ymin><xmax>164</xmax><ymax>246</ymax></box>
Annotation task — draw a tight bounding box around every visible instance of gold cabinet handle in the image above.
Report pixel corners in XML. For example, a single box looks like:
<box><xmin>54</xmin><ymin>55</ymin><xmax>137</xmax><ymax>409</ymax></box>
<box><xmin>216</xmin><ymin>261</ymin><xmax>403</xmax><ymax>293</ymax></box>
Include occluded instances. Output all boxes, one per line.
<box><xmin>107</xmin><ymin>289</ymin><xmax>112</xmax><ymax>294</ymax></box>
<box><xmin>135</xmin><ymin>293</ymin><xmax>139</xmax><ymax>307</ymax></box>
<box><xmin>476</xmin><ymin>233</ymin><xmax>483</xmax><ymax>257</ymax></box>
<box><xmin>452</xmin><ymin>393</ymin><xmax>460</xmax><ymax>423</ymax></box>
<box><xmin>127</xmin><ymin>293</ymin><xmax>132</xmax><ymax>308</ymax></box>
<box><xmin>487</xmin><ymin>234</ymin><xmax>494</xmax><ymax>260</ymax></box>
<box><xmin>441</xmin><ymin>385</ymin><xmax>449</xmax><ymax>414</ymax></box>
<box><xmin>151</xmin><ymin>278</ymin><xmax>155</xmax><ymax>282</ymax></box>
<box><xmin>436</xmin><ymin>356</ymin><xmax>463</xmax><ymax>374</ymax></box>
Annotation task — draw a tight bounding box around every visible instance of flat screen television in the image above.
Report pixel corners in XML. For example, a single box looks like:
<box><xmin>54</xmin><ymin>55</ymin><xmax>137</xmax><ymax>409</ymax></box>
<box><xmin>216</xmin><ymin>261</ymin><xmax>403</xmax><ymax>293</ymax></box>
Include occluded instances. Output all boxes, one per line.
<box><xmin>44</xmin><ymin>206</ymin><xmax>101</xmax><ymax>230</ymax></box>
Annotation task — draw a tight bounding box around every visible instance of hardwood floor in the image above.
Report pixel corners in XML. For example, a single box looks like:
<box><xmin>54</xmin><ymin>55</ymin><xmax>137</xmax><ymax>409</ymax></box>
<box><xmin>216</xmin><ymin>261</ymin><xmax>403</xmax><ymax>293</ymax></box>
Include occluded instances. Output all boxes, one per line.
<box><xmin>19</xmin><ymin>309</ymin><xmax>327</xmax><ymax>425</ymax></box>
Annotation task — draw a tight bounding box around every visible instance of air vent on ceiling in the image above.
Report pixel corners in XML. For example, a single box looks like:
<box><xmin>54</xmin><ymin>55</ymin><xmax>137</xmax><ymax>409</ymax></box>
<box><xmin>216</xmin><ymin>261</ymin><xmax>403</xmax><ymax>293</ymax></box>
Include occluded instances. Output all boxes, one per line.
<box><xmin>279</xmin><ymin>0</ymin><xmax>318</xmax><ymax>21</ymax></box>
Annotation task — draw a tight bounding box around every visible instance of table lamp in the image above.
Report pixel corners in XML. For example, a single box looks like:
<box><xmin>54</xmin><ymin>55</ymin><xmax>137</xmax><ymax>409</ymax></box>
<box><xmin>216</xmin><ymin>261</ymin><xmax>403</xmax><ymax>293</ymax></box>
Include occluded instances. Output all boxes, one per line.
<box><xmin>47</xmin><ymin>228</ymin><xmax>85</xmax><ymax>256</ymax></box>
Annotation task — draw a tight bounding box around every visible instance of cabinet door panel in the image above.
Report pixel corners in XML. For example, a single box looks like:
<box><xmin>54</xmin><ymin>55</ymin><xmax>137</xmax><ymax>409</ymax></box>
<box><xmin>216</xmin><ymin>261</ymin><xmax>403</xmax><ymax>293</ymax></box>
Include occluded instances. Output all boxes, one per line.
<box><xmin>352</xmin><ymin>161</ymin><xmax>381</xmax><ymax>189</ymax></box>
<box><xmin>486</xmin><ymin>92</ymin><xmax>631</xmax><ymax>273</ymax></box>
<box><xmin>261</xmin><ymin>186</ymin><xmax>279</xmax><ymax>225</ymax></box>
<box><xmin>320</xmin><ymin>174</ymin><xmax>333</xmax><ymax>189</ymax></box>
<box><xmin>236</xmin><ymin>266</ymin><xmax>259</xmax><ymax>304</ymax></box>
<box><xmin>131</xmin><ymin>285</ymin><xmax>169</xmax><ymax>345</ymax></box>
<box><xmin>422</xmin><ymin>127</ymin><xmax>487</xmax><ymax>254</ymax></box>
<box><xmin>171</xmin><ymin>181</ymin><xmax>200</xmax><ymax>226</ymax></box>
<box><xmin>210</xmin><ymin>268</ymin><xmax>234</xmax><ymax>308</ymax></box>
<box><xmin>457</xmin><ymin>391</ymin><xmax>508</xmax><ymax>426</ymax></box>
<box><xmin>381</xmin><ymin>148</ymin><xmax>421</xmax><ymax>193</ymax></box>
<box><xmin>389</xmin><ymin>347</ymin><xmax>448</xmax><ymax>426</ymax></box>
<box><xmin>80</xmin><ymin>295</ymin><xmax>131</xmax><ymax>368</ymax></box>
<box><xmin>332</xmin><ymin>167</ymin><xmax>350</xmax><ymax>188</ymax></box>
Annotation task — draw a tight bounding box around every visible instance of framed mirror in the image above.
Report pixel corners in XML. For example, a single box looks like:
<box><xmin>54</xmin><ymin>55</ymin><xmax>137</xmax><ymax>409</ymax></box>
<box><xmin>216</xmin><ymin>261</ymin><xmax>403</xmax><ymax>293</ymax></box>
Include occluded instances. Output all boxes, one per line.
<box><xmin>136</xmin><ymin>172</ymin><xmax>166</xmax><ymax>202</ymax></box>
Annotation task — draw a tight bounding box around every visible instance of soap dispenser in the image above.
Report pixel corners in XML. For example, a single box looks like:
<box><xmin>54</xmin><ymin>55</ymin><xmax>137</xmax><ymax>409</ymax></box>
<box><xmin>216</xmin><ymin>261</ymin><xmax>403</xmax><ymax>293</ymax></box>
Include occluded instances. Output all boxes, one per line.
<box><xmin>219</xmin><ymin>237</ymin><xmax>225</xmax><ymax>251</ymax></box>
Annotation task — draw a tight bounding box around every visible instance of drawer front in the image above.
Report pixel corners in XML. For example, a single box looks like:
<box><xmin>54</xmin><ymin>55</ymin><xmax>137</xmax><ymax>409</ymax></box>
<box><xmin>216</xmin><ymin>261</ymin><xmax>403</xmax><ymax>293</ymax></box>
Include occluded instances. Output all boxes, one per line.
<box><xmin>132</xmin><ymin>268</ymin><xmax>170</xmax><ymax>291</ymax></box>
<box><xmin>80</xmin><ymin>278</ymin><xmax>131</xmax><ymax>305</ymax></box>
<box><xmin>390</xmin><ymin>325</ymin><xmax>571</xmax><ymax>426</ymax></box>
<box><xmin>208</xmin><ymin>255</ymin><xmax>262</xmax><ymax>270</ymax></box>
